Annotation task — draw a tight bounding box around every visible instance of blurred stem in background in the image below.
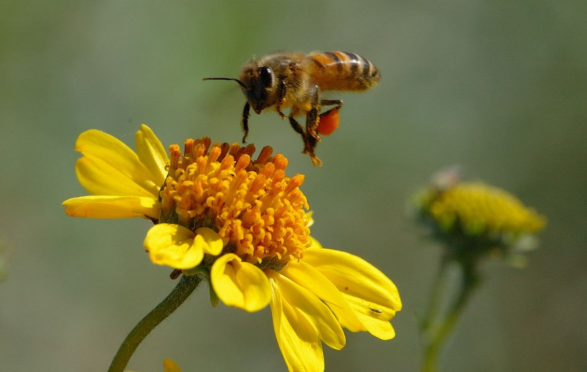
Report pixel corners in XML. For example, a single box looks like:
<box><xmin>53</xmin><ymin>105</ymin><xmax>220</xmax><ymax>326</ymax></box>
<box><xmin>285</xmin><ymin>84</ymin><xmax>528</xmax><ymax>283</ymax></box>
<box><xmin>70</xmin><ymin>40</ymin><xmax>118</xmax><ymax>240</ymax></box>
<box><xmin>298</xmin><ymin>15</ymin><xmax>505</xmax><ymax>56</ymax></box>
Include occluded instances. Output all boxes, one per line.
<box><xmin>419</xmin><ymin>253</ymin><xmax>480</xmax><ymax>372</ymax></box>
<box><xmin>410</xmin><ymin>167</ymin><xmax>546</xmax><ymax>372</ymax></box>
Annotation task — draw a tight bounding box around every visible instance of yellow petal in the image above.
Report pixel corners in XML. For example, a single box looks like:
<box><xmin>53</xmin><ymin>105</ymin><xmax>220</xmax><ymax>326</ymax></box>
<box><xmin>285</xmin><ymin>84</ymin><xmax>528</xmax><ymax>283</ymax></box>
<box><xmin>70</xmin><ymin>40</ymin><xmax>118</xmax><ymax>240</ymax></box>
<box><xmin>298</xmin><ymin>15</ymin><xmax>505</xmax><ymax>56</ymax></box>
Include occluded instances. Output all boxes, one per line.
<box><xmin>303</xmin><ymin>248</ymin><xmax>402</xmax><ymax>339</ymax></box>
<box><xmin>75</xmin><ymin>129</ymin><xmax>159</xmax><ymax>197</ymax></box>
<box><xmin>194</xmin><ymin>227</ymin><xmax>223</xmax><ymax>255</ymax></box>
<box><xmin>211</xmin><ymin>254</ymin><xmax>271</xmax><ymax>312</ymax></box>
<box><xmin>269</xmin><ymin>278</ymin><xmax>324</xmax><ymax>372</ymax></box>
<box><xmin>135</xmin><ymin>124</ymin><xmax>168</xmax><ymax>187</ymax></box>
<box><xmin>306</xmin><ymin>211</ymin><xmax>314</xmax><ymax>227</ymax></box>
<box><xmin>280</xmin><ymin>261</ymin><xmax>365</xmax><ymax>333</ymax></box>
<box><xmin>341</xmin><ymin>293</ymin><xmax>396</xmax><ymax>340</ymax></box>
<box><xmin>163</xmin><ymin>358</ymin><xmax>182</xmax><ymax>372</ymax></box>
<box><xmin>271</xmin><ymin>271</ymin><xmax>346</xmax><ymax>350</ymax></box>
<box><xmin>75</xmin><ymin>157</ymin><xmax>156</xmax><ymax>197</ymax></box>
<box><xmin>62</xmin><ymin>195</ymin><xmax>159</xmax><ymax>219</ymax></box>
<box><xmin>144</xmin><ymin>224</ymin><xmax>204</xmax><ymax>269</ymax></box>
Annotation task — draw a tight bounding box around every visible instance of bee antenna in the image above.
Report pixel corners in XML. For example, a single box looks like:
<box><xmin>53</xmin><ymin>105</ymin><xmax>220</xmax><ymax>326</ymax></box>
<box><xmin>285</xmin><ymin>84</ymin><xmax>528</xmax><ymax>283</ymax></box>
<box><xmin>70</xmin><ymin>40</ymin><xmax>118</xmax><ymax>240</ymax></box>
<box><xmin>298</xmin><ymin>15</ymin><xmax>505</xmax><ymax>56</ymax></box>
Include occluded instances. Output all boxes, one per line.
<box><xmin>202</xmin><ymin>77</ymin><xmax>247</xmax><ymax>90</ymax></box>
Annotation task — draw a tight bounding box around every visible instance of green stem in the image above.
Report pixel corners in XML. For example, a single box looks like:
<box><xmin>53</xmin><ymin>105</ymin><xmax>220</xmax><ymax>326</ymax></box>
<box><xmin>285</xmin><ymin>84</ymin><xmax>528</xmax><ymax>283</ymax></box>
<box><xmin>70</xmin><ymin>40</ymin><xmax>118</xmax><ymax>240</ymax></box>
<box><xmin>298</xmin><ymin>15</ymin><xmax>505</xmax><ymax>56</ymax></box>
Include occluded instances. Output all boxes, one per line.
<box><xmin>420</xmin><ymin>254</ymin><xmax>452</xmax><ymax>334</ymax></box>
<box><xmin>108</xmin><ymin>275</ymin><xmax>202</xmax><ymax>372</ymax></box>
<box><xmin>420</xmin><ymin>258</ymin><xmax>480</xmax><ymax>372</ymax></box>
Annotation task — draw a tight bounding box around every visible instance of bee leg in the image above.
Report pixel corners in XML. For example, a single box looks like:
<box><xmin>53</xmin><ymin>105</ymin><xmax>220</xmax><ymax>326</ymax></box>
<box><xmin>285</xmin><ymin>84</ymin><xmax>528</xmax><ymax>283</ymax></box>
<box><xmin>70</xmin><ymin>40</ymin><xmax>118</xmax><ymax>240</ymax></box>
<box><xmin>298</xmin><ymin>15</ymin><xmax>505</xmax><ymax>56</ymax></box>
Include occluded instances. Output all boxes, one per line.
<box><xmin>241</xmin><ymin>102</ymin><xmax>251</xmax><ymax>143</ymax></box>
<box><xmin>320</xmin><ymin>99</ymin><xmax>343</xmax><ymax>113</ymax></box>
<box><xmin>289</xmin><ymin>114</ymin><xmax>322</xmax><ymax>166</ymax></box>
<box><xmin>306</xmin><ymin>135</ymin><xmax>322</xmax><ymax>166</ymax></box>
<box><xmin>288</xmin><ymin>115</ymin><xmax>305</xmax><ymax>141</ymax></box>
<box><xmin>319</xmin><ymin>100</ymin><xmax>344</xmax><ymax>128</ymax></box>
<box><xmin>275</xmin><ymin>80</ymin><xmax>287</xmax><ymax>119</ymax></box>
<box><xmin>306</xmin><ymin>85</ymin><xmax>322</xmax><ymax>142</ymax></box>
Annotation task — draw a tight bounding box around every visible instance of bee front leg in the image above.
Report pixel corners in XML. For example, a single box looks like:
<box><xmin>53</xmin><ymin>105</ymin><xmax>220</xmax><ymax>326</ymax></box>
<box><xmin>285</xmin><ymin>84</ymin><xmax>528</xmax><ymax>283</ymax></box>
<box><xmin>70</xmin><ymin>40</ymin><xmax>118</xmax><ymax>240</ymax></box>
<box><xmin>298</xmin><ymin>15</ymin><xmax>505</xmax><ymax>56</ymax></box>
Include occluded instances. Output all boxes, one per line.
<box><xmin>241</xmin><ymin>102</ymin><xmax>251</xmax><ymax>143</ymax></box>
<box><xmin>289</xmin><ymin>114</ymin><xmax>322</xmax><ymax>166</ymax></box>
<box><xmin>306</xmin><ymin>85</ymin><xmax>321</xmax><ymax>142</ymax></box>
<box><xmin>275</xmin><ymin>80</ymin><xmax>287</xmax><ymax>119</ymax></box>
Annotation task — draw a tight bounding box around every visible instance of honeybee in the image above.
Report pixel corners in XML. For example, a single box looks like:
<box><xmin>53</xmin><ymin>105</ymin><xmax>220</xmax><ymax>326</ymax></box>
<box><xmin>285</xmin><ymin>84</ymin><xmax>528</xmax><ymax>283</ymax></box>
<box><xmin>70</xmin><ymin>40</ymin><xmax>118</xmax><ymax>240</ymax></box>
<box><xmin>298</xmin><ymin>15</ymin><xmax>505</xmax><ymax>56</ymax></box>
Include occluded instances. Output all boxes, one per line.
<box><xmin>203</xmin><ymin>51</ymin><xmax>381</xmax><ymax>166</ymax></box>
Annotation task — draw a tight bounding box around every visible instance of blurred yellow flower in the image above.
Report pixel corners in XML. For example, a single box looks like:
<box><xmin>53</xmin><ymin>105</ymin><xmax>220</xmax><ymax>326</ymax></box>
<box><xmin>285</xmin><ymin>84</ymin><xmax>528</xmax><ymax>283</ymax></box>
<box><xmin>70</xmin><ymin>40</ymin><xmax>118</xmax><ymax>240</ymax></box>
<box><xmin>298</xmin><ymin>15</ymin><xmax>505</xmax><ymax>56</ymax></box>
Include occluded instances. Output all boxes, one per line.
<box><xmin>64</xmin><ymin>126</ymin><xmax>401</xmax><ymax>372</ymax></box>
<box><xmin>423</xmin><ymin>182</ymin><xmax>545</xmax><ymax>236</ymax></box>
<box><xmin>413</xmin><ymin>170</ymin><xmax>546</xmax><ymax>264</ymax></box>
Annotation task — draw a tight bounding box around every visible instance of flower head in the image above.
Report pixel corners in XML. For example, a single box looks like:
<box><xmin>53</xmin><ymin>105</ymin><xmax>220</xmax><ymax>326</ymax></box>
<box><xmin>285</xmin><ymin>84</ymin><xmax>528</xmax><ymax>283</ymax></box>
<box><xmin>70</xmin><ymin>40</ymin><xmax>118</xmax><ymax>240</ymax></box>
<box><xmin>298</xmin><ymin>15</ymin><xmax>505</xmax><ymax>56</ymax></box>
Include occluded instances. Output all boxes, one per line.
<box><xmin>64</xmin><ymin>126</ymin><xmax>401</xmax><ymax>372</ymax></box>
<box><xmin>148</xmin><ymin>138</ymin><xmax>310</xmax><ymax>271</ymax></box>
<box><xmin>412</xmin><ymin>168</ymin><xmax>546</xmax><ymax>265</ymax></box>
<box><xmin>144</xmin><ymin>134</ymin><xmax>402</xmax><ymax>371</ymax></box>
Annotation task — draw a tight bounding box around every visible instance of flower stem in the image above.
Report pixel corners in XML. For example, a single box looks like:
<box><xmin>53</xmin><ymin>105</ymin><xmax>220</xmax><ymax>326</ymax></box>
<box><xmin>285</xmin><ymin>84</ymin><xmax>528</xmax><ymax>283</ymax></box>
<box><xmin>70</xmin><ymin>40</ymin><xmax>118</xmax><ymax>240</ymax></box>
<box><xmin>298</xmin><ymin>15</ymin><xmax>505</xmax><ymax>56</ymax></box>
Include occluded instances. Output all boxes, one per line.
<box><xmin>108</xmin><ymin>274</ymin><xmax>202</xmax><ymax>372</ymax></box>
<box><xmin>420</xmin><ymin>256</ymin><xmax>480</xmax><ymax>372</ymax></box>
<box><xmin>419</xmin><ymin>254</ymin><xmax>452</xmax><ymax>337</ymax></box>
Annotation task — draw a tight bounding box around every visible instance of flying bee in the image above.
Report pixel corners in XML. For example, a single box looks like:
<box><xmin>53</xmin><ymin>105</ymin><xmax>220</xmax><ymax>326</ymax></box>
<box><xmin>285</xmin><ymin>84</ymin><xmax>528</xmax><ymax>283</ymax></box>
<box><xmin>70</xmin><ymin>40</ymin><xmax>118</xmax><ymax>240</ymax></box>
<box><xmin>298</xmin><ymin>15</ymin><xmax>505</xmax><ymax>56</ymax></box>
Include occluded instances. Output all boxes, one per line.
<box><xmin>203</xmin><ymin>51</ymin><xmax>381</xmax><ymax>166</ymax></box>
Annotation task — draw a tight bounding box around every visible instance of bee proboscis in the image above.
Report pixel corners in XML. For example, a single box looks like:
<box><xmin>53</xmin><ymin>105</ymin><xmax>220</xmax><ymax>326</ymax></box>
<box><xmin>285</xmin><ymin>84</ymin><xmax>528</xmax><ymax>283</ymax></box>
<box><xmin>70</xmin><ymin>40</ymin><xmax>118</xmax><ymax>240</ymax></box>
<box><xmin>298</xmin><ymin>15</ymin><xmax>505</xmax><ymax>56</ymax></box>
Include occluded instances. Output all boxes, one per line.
<box><xmin>203</xmin><ymin>51</ymin><xmax>381</xmax><ymax>166</ymax></box>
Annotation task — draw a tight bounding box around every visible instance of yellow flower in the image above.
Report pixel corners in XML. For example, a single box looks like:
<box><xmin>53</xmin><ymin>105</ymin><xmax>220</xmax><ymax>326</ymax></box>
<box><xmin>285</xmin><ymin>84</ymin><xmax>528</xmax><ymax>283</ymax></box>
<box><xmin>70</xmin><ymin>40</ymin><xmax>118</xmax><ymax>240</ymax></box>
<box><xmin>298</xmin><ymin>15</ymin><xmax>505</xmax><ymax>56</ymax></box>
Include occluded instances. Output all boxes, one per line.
<box><xmin>416</xmin><ymin>182</ymin><xmax>545</xmax><ymax>236</ymax></box>
<box><xmin>413</xmin><ymin>172</ymin><xmax>546</xmax><ymax>264</ymax></box>
<box><xmin>144</xmin><ymin>136</ymin><xmax>401</xmax><ymax>371</ymax></box>
<box><xmin>64</xmin><ymin>126</ymin><xmax>401</xmax><ymax>372</ymax></box>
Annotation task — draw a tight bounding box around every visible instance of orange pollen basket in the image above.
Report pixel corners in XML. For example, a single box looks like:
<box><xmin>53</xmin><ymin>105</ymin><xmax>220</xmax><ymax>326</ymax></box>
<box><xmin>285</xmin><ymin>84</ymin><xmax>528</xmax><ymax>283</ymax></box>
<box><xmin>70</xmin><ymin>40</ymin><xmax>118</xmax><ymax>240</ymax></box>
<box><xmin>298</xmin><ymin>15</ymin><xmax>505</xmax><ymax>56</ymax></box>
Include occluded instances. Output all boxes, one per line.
<box><xmin>160</xmin><ymin>137</ymin><xmax>311</xmax><ymax>265</ymax></box>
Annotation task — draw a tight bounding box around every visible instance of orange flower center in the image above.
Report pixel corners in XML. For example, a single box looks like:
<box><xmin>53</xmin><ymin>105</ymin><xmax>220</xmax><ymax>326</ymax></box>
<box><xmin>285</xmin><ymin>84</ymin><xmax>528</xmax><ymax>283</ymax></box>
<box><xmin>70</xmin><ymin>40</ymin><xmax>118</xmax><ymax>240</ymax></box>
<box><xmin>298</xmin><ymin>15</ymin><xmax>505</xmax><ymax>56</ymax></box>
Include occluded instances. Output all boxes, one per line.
<box><xmin>160</xmin><ymin>138</ymin><xmax>311</xmax><ymax>267</ymax></box>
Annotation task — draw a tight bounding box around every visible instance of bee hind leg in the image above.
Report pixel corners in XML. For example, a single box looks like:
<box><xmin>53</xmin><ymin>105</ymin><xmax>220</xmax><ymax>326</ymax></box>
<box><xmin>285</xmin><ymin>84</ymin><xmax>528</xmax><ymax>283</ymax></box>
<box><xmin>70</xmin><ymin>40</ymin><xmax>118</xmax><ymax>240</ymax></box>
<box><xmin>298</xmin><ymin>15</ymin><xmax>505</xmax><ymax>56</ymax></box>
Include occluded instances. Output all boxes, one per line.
<box><xmin>320</xmin><ymin>99</ymin><xmax>343</xmax><ymax>115</ymax></box>
<box><xmin>306</xmin><ymin>135</ymin><xmax>322</xmax><ymax>166</ymax></box>
<box><xmin>306</xmin><ymin>85</ymin><xmax>322</xmax><ymax>142</ymax></box>
<box><xmin>288</xmin><ymin>115</ymin><xmax>322</xmax><ymax>166</ymax></box>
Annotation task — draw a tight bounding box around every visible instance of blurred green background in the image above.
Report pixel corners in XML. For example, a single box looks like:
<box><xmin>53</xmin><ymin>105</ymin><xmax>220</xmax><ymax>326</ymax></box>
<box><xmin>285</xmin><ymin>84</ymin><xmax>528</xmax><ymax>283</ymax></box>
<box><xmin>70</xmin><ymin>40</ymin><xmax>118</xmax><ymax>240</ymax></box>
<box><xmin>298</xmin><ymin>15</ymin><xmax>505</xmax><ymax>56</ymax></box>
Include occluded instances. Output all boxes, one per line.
<box><xmin>1</xmin><ymin>0</ymin><xmax>586</xmax><ymax>371</ymax></box>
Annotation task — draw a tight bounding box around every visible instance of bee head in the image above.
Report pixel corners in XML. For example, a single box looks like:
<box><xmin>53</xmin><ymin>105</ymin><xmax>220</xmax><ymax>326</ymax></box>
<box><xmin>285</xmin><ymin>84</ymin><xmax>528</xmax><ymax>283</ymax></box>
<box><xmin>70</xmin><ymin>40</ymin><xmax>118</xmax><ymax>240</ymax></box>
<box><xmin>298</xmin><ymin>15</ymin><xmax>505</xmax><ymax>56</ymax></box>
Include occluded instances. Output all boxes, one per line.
<box><xmin>203</xmin><ymin>62</ymin><xmax>277</xmax><ymax>115</ymax></box>
<box><xmin>239</xmin><ymin>65</ymin><xmax>275</xmax><ymax>114</ymax></box>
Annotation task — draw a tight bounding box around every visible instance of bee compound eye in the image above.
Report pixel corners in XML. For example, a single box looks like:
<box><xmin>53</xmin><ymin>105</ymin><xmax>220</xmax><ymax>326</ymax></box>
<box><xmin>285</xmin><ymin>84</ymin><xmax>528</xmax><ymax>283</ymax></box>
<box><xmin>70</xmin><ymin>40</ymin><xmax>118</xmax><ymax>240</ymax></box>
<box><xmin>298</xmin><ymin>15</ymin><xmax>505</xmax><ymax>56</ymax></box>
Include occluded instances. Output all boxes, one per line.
<box><xmin>259</xmin><ymin>66</ymin><xmax>273</xmax><ymax>88</ymax></box>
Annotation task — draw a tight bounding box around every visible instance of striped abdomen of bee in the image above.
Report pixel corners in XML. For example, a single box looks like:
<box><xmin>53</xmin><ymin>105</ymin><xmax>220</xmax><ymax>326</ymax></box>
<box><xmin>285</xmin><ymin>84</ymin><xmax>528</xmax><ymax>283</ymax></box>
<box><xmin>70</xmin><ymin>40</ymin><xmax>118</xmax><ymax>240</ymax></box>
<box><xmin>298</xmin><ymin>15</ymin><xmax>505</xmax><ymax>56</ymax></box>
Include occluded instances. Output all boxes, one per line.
<box><xmin>304</xmin><ymin>51</ymin><xmax>381</xmax><ymax>92</ymax></box>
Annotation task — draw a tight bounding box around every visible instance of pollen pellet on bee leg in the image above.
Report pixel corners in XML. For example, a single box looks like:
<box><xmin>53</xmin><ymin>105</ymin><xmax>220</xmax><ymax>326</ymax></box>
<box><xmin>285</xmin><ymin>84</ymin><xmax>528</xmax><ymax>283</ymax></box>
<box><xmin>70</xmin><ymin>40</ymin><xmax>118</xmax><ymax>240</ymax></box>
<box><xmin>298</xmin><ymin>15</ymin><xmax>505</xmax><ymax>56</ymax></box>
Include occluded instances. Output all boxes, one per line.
<box><xmin>317</xmin><ymin>108</ymin><xmax>340</xmax><ymax>136</ymax></box>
